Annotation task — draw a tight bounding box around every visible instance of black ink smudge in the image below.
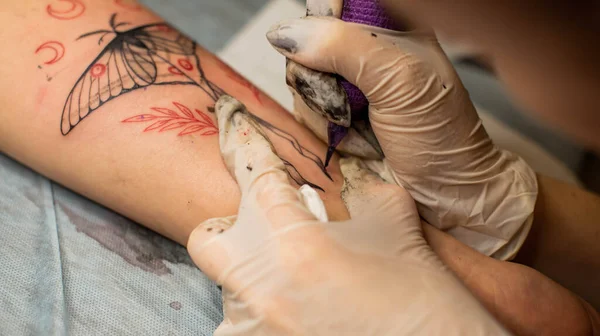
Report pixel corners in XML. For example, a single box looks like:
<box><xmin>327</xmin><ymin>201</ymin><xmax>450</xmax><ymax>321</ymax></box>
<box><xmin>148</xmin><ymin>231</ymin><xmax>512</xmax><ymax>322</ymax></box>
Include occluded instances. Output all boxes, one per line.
<box><xmin>306</xmin><ymin>7</ymin><xmax>333</xmax><ymax>16</ymax></box>
<box><xmin>270</xmin><ymin>36</ymin><xmax>298</xmax><ymax>54</ymax></box>
<box><xmin>289</xmin><ymin>64</ymin><xmax>350</xmax><ymax>133</ymax></box>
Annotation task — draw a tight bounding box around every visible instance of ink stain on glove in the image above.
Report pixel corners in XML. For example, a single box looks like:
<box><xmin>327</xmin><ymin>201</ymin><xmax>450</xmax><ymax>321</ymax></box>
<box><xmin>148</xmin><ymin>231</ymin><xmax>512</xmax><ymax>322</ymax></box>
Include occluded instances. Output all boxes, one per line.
<box><xmin>215</xmin><ymin>95</ymin><xmax>327</xmax><ymax>191</ymax></box>
<box><xmin>269</xmin><ymin>35</ymin><xmax>298</xmax><ymax>53</ymax></box>
<box><xmin>286</xmin><ymin>61</ymin><xmax>351</xmax><ymax>127</ymax></box>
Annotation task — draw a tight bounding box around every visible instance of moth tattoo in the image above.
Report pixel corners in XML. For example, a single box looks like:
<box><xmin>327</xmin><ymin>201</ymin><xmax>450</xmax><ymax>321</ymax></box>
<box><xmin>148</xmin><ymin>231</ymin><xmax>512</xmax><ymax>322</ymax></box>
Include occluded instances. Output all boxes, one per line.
<box><xmin>60</xmin><ymin>14</ymin><xmax>329</xmax><ymax>190</ymax></box>
<box><xmin>60</xmin><ymin>13</ymin><xmax>223</xmax><ymax>135</ymax></box>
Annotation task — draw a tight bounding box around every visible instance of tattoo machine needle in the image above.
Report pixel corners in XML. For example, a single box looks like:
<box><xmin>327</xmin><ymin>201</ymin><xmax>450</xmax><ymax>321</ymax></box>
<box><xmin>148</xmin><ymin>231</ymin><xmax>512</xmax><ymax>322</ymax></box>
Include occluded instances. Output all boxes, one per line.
<box><xmin>323</xmin><ymin>0</ymin><xmax>402</xmax><ymax>168</ymax></box>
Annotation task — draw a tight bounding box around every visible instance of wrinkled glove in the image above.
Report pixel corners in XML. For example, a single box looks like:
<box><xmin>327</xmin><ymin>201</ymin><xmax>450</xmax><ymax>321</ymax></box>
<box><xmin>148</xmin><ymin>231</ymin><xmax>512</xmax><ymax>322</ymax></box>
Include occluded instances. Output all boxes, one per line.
<box><xmin>187</xmin><ymin>95</ymin><xmax>508</xmax><ymax>335</ymax></box>
<box><xmin>267</xmin><ymin>5</ymin><xmax>538</xmax><ymax>259</ymax></box>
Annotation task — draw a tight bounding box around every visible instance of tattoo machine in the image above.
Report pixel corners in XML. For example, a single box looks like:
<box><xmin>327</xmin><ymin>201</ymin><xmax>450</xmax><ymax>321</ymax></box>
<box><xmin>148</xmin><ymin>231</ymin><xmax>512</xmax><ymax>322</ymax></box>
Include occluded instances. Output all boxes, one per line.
<box><xmin>324</xmin><ymin>0</ymin><xmax>402</xmax><ymax>168</ymax></box>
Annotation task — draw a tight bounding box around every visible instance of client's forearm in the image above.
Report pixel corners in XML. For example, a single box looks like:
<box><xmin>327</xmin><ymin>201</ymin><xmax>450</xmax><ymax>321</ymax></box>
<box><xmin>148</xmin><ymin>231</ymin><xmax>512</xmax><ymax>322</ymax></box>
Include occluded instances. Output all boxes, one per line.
<box><xmin>0</xmin><ymin>1</ymin><xmax>348</xmax><ymax>244</ymax></box>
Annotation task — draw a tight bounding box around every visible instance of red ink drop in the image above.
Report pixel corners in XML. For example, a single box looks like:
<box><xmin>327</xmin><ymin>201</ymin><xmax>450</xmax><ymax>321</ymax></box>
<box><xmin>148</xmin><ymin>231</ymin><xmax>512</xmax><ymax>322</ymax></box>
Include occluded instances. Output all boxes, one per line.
<box><xmin>90</xmin><ymin>64</ymin><xmax>106</xmax><ymax>78</ymax></box>
<box><xmin>47</xmin><ymin>0</ymin><xmax>86</xmax><ymax>20</ymax></box>
<box><xmin>168</xmin><ymin>66</ymin><xmax>184</xmax><ymax>76</ymax></box>
<box><xmin>35</xmin><ymin>41</ymin><xmax>65</xmax><ymax>65</ymax></box>
<box><xmin>178</xmin><ymin>59</ymin><xmax>193</xmax><ymax>71</ymax></box>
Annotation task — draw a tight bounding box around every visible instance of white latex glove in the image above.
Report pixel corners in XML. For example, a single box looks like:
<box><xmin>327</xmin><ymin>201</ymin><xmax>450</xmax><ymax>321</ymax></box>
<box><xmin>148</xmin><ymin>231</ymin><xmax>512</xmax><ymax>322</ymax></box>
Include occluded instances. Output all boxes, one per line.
<box><xmin>267</xmin><ymin>10</ymin><xmax>538</xmax><ymax>260</ymax></box>
<box><xmin>187</xmin><ymin>95</ymin><xmax>508</xmax><ymax>335</ymax></box>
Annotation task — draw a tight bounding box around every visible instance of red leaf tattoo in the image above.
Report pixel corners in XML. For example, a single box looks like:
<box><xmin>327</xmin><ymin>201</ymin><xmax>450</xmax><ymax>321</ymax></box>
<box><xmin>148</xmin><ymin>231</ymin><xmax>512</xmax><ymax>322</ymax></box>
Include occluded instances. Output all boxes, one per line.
<box><xmin>160</xmin><ymin>121</ymin><xmax>190</xmax><ymax>132</ymax></box>
<box><xmin>173</xmin><ymin>101</ymin><xmax>194</xmax><ymax>118</ymax></box>
<box><xmin>151</xmin><ymin>107</ymin><xmax>178</xmax><ymax>117</ymax></box>
<box><xmin>123</xmin><ymin>102</ymin><xmax>218</xmax><ymax>137</ymax></box>
<box><xmin>178</xmin><ymin>124</ymin><xmax>203</xmax><ymax>136</ymax></box>
<box><xmin>145</xmin><ymin>120</ymin><xmax>169</xmax><ymax>132</ymax></box>
<box><xmin>196</xmin><ymin>109</ymin><xmax>214</xmax><ymax>124</ymax></box>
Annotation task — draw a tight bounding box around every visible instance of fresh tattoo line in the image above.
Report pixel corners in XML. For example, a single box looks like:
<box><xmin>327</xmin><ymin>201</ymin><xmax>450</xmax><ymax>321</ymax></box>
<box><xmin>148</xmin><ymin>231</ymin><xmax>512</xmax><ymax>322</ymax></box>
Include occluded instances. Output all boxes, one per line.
<box><xmin>122</xmin><ymin>102</ymin><xmax>218</xmax><ymax>136</ymax></box>
<box><xmin>226</xmin><ymin>104</ymin><xmax>328</xmax><ymax>192</ymax></box>
<box><xmin>249</xmin><ymin>116</ymin><xmax>333</xmax><ymax>182</ymax></box>
<box><xmin>59</xmin><ymin>14</ymin><xmax>329</xmax><ymax>190</ymax></box>
<box><xmin>281</xmin><ymin>158</ymin><xmax>325</xmax><ymax>192</ymax></box>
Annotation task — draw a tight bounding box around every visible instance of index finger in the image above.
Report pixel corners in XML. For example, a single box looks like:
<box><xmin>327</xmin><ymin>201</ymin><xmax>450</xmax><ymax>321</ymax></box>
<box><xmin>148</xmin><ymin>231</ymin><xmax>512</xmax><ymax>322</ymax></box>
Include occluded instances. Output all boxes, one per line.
<box><xmin>214</xmin><ymin>96</ymin><xmax>317</xmax><ymax>227</ymax></box>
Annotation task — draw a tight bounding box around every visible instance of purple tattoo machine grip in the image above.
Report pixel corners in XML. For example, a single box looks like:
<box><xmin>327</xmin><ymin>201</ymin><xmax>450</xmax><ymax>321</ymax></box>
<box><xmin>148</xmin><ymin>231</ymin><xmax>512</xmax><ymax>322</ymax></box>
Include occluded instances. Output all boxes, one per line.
<box><xmin>325</xmin><ymin>0</ymin><xmax>399</xmax><ymax>167</ymax></box>
<box><xmin>340</xmin><ymin>0</ymin><xmax>398</xmax><ymax>111</ymax></box>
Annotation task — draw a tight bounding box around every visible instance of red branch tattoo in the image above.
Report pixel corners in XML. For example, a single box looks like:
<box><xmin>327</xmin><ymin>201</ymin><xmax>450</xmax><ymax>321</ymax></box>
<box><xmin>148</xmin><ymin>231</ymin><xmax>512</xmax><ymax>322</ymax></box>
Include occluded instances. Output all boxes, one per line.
<box><xmin>35</xmin><ymin>41</ymin><xmax>65</xmax><ymax>65</ymax></box>
<box><xmin>122</xmin><ymin>102</ymin><xmax>218</xmax><ymax>136</ymax></box>
<box><xmin>47</xmin><ymin>0</ymin><xmax>86</xmax><ymax>20</ymax></box>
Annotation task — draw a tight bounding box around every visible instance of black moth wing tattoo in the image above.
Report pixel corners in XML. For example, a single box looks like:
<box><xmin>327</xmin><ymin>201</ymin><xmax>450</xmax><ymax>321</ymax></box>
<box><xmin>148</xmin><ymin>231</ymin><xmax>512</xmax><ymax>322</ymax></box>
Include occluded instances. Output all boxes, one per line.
<box><xmin>60</xmin><ymin>14</ymin><xmax>326</xmax><ymax>191</ymax></box>
<box><xmin>60</xmin><ymin>14</ymin><xmax>223</xmax><ymax>135</ymax></box>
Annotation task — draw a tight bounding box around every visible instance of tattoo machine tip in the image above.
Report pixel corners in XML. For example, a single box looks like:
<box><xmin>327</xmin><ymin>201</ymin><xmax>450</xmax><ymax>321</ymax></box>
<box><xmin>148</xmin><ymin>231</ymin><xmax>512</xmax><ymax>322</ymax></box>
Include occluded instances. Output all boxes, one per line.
<box><xmin>324</xmin><ymin>123</ymin><xmax>349</xmax><ymax>168</ymax></box>
<box><xmin>323</xmin><ymin>0</ymin><xmax>403</xmax><ymax>169</ymax></box>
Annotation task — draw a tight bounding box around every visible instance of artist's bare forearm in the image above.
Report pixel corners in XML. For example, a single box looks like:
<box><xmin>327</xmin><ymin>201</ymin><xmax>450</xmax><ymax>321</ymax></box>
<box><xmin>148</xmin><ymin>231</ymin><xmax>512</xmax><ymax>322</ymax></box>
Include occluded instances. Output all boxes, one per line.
<box><xmin>423</xmin><ymin>223</ymin><xmax>598</xmax><ymax>336</ymax></box>
<box><xmin>0</xmin><ymin>1</ymin><xmax>348</xmax><ymax>244</ymax></box>
<box><xmin>515</xmin><ymin>174</ymin><xmax>600</xmax><ymax>310</ymax></box>
<box><xmin>424</xmin><ymin>174</ymin><xmax>600</xmax><ymax>334</ymax></box>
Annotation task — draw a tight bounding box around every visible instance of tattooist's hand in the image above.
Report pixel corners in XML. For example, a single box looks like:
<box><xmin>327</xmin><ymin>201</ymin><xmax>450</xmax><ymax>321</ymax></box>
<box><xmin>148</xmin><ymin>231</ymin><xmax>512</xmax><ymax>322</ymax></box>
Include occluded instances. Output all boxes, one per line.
<box><xmin>267</xmin><ymin>14</ymin><xmax>538</xmax><ymax>260</ymax></box>
<box><xmin>186</xmin><ymin>95</ymin><xmax>507</xmax><ymax>336</ymax></box>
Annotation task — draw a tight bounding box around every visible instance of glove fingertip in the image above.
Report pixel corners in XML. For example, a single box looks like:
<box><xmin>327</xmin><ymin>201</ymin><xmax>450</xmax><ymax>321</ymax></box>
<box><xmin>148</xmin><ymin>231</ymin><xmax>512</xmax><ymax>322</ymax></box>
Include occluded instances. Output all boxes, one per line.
<box><xmin>187</xmin><ymin>216</ymin><xmax>236</xmax><ymax>281</ymax></box>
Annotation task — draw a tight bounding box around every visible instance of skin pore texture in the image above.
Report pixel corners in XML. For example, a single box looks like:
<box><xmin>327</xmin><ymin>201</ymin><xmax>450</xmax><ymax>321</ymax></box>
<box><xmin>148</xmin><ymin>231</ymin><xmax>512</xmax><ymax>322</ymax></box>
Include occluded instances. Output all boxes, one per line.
<box><xmin>0</xmin><ymin>0</ymin><xmax>349</xmax><ymax>245</ymax></box>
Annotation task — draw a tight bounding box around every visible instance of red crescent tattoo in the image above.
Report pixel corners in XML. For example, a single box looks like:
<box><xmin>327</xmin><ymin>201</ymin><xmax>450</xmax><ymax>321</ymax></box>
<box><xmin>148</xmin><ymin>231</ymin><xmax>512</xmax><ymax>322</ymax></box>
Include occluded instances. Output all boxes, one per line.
<box><xmin>47</xmin><ymin>0</ymin><xmax>85</xmax><ymax>20</ymax></box>
<box><xmin>35</xmin><ymin>41</ymin><xmax>66</xmax><ymax>65</ymax></box>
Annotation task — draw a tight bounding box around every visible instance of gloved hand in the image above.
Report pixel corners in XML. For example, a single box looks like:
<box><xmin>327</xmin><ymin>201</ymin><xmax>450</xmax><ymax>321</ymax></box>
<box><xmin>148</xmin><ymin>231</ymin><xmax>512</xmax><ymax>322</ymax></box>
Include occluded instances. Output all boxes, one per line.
<box><xmin>187</xmin><ymin>95</ymin><xmax>508</xmax><ymax>335</ymax></box>
<box><xmin>267</xmin><ymin>5</ymin><xmax>538</xmax><ymax>259</ymax></box>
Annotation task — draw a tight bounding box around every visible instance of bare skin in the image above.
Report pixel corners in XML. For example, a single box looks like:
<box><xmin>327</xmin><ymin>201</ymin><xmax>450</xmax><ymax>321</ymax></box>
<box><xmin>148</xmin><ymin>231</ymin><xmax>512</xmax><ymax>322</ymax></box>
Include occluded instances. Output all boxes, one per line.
<box><xmin>425</xmin><ymin>221</ymin><xmax>600</xmax><ymax>336</ymax></box>
<box><xmin>515</xmin><ymin>175</ymin><xmax>600</xmax><ymax>310</ymax></box>
<box><xmin>0</xmin><ymin>0</ymin><xmax>598</xmax><ymax>334</ymax></box>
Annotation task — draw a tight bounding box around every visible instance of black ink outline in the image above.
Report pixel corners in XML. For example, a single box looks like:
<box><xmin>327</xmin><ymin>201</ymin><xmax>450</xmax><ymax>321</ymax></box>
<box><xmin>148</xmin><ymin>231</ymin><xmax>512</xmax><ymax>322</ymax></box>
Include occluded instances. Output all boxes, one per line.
<box><xmin>249</xmin><ymin>115</ymin><xmax>332</xmax><ymax>181</ymax></box>
<box><xmin>61</xmin><ymin>13</ymin><xmax>219</xmax><ymax>135</ymax></box>
<box><xmin>61</xmin><ymin>14</ymin><xmax>327</xmax><ymax>190</ymax></box>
